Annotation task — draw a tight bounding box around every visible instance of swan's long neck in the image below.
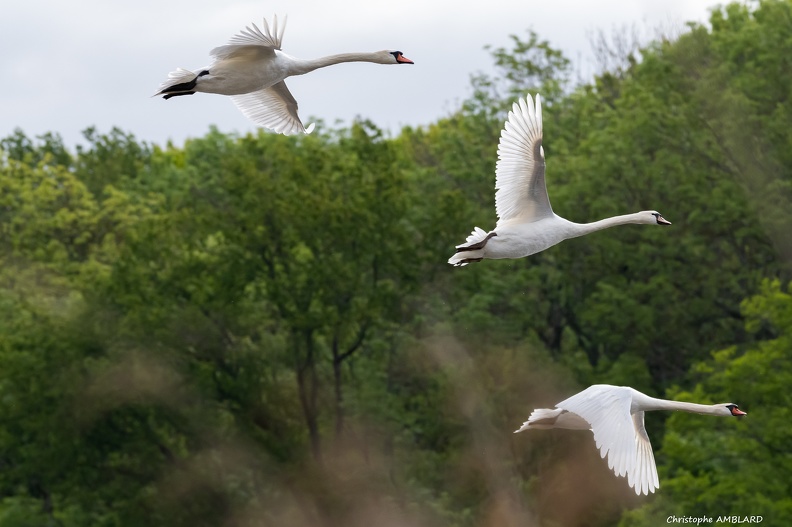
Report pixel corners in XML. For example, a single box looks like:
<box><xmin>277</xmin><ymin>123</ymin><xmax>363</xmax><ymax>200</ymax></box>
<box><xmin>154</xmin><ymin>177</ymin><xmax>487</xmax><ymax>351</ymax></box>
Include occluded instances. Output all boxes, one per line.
<box><xmin>642</xmin><ymin>397</ymin><xmax>725</xmax><ymax>416</ymax></box>
<box><xmin>568</xmin><ymin>212</ymin><xmax>646</xmax><ymax>238</ymax></box>
<box><xmin>289</xmin><ymin>53</ymin><xmax>384</xmax><ymax>75</ymax></box>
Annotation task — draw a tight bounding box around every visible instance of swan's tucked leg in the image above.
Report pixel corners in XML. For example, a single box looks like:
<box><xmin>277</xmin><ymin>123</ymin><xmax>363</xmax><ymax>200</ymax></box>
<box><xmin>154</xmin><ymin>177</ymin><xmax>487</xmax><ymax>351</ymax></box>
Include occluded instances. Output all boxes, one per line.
<box><xmin>449</xmin><ymin>228</ymin><xmax>496</xmax><ymax>265</ymax></box>
<box><xmin>160</xmin><ymin>70</ymin><xmax>210</xmax><ymax>99</ymax></box>
<box><xmin>455</xmin><ymin>231</ymin><xmax>497</xmax><ymax>253</ymax></box>
<box><xmin>457</xmin><ymin>257</ymin><xmax>484</xmax><ymax>266</ymax></box>
<box><xmin>163</xmin><ymin>91</ymin><xmax>196</xmax><ymax>100</ymax></box>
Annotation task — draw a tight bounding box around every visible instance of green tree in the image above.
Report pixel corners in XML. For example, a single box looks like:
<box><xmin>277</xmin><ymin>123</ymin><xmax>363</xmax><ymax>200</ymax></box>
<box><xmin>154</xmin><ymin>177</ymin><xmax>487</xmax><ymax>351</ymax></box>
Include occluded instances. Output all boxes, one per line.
<box><xmin>99</xmin><ymin>122</ymin><xmax>420</xmax><ymax>463</ymax></box>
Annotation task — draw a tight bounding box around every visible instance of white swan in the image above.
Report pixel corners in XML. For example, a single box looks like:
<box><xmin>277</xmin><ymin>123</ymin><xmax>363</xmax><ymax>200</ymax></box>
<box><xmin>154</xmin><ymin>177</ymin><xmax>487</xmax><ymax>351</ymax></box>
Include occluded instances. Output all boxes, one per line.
<box><xmin>448</xmin><ymin>94</ymin><xmax>671</xmax><ymax>266</ymax></box>
<box><xmin>154</xmin><ymin>15</ymin><xmax>414</xmax><ymax>135</ymax></box>
<box><xmin>514</xmin><ymin>384</ymin><xmax>747</xmax><ymax>495</ymax></box>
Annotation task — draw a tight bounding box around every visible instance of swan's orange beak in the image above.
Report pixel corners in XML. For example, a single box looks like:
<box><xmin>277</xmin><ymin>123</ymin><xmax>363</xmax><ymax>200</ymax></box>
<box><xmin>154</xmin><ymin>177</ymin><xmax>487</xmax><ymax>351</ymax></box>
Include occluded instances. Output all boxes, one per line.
<box><xmin>731</xmin><ymin>407</ymin><xmax>747</xmax><ymax>416</ymax></box>
<box><xmin>396</xmin><ymin>54</ymin><xmax>414</xmax><ymax>64</ymax></box>
<box><xmin>656</xmin><ymin>215</ymin><xmax>672</xmax><ymax>225</ymax></box>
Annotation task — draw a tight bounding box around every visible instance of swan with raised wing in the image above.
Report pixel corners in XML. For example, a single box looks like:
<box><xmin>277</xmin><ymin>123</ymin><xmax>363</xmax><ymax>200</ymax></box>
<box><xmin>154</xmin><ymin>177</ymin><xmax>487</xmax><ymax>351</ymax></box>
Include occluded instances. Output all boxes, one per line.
<box><xmin>155</xmin><ymin>15</ymin><xmax>414</xmax><ymax>135</ymax></box>
<box><xmin>514</xmin><ymin>384</ymin><xmax>747</xmax><ymax>495</ymax></box>
<box><xmin>448</xmin><ymin>94</ymin><xmax>671</xmax><ymax>266</ymax></box>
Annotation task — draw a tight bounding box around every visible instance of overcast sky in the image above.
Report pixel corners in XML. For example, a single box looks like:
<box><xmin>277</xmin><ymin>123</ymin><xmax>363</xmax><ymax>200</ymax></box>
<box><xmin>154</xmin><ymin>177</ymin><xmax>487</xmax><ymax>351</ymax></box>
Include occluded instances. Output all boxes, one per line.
<box><xmin>2</xmin><ymin>0</ymin><xmax>723</xmax><ymax>149</ymax></box>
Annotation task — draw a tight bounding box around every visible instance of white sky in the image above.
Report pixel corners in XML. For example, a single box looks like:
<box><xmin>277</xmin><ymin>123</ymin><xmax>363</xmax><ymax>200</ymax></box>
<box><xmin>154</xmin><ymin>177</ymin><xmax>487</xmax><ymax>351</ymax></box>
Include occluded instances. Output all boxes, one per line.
<box><xmin>1</xmin><ymin>0</ymin><xmax>723</xmax><ymax>148</ymax></box>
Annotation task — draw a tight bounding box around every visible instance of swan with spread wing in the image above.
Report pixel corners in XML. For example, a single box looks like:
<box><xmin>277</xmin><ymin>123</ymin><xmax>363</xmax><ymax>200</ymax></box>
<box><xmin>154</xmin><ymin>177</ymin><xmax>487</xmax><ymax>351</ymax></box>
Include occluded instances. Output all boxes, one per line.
<box><xmin>515</xmin><ymin>384</ymin><xmax>747</xmax><ymax>495</ymax></box>
<box><xmin>449</xmin><ymin>94</ymin><xmax>671</xmax><ymax>266</ymax></box>
<box><xmin>155</xmin><ymin>15</ymin><xmax>413</xmax><ymax>135</ymax></box>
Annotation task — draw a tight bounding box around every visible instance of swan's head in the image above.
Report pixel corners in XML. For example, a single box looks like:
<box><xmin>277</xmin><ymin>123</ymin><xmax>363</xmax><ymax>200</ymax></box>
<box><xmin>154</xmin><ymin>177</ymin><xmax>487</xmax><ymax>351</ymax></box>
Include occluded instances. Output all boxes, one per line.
<box><xmin>721</xmin><ymin>403</ymin><xmax>747</xmax><ymax>417</ymax></box>
<box><xmin>639</xmin><ymin>211</ymin><xmax>672</xmax><ymax>225</ymax></box>
<box><xmin>382</xmin><ymin>50</ymin><xmax>414</xmax><ymax>64</ymax></box>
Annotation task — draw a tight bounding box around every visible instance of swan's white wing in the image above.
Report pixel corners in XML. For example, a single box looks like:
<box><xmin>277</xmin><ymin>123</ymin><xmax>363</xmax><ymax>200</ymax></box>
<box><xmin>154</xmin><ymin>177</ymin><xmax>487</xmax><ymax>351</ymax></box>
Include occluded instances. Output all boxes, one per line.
<box><xmin>210</xmin><ymin>44</ymin><xmax>274</xmax><ymax>62</ymax></box>
<box><xmin>230</xmin><ymin>81</ymin><xmax>314</xmax><ymax>136</ymax></box>
<box><xmin>556</xmin><ymin>385</ymin><xmax>637</xmax><ymax>487</ymax></box>
<box><xmin>631</xmin><ymin>412</ymin><xmax>660</xmax><ymax>495</ymax></box>
<box><xmin>228</xmin><ymin>15</ymin><xmax>286</xmax><ymax>48</ymax></box>
<box><xmin>210</xmin><ymin>15</ymin><xmax>285</xmax><ymax>61</ymax></box>
<box><xmin>495</xmin><ymin>94</ymin><xmax>553</xmax><ymax>225</ymax></box>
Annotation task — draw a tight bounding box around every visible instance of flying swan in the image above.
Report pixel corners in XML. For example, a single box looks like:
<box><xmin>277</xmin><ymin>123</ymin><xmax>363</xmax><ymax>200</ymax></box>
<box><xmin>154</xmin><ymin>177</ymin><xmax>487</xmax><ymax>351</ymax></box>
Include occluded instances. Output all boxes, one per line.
<box><xmin>514</xmin><ymin>384</ymin><xmax>747</xmax><ymax>495</ymax></box>
<box><xmin>154</xmin><ymin>15</ymin><xmax>414</xmax><ymax>135</ymax></box>
<box><xmin>448</xmin><ymin>94</ymin><xmax>671</xmax><ymax>266</ymax></box>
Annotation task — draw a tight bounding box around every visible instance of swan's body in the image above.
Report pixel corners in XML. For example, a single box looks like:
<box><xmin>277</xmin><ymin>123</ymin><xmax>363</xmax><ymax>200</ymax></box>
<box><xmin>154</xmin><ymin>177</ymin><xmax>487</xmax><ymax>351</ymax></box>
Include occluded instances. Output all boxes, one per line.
<box><xmin>155</xmin><ymin>15</ymin><xmax>413</xmax><ymax>135</ymax></box>
<box><xmin>514</xmin><ymin>384</ymin><xmax>747</xmax><ymax>495</ymax></box>
<box><xmin>448</xmin><ymin>94</ymin><xmax>671</xmax><ymax>266</ymax></box>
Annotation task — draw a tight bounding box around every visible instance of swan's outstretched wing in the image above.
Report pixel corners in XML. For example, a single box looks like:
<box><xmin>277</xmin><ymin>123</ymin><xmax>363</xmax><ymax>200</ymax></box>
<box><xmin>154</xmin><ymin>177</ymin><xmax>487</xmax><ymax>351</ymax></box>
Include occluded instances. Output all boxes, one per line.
<box><xmin>556</xmin><ymin>385</ymin><xmax>638</xmax><ymax>490</ymax></box>
<box><xmin>631</xmin><ymin>411</ymin><xmax>660</xmax><ymax>495</ymax></box>
<box><xmin>495</xmin><ymin>94</ymin><xmax>553</xmax><ymax>225</ymax></box>
<box><xmin>230</xmin><ymin>81</ymin><xmax>314</xmax><ymax>135</ymax></box>
<box><xmin>210</xmin><ymin>15</ymin><xmax>286</xmax><ymax>61</ymax></box>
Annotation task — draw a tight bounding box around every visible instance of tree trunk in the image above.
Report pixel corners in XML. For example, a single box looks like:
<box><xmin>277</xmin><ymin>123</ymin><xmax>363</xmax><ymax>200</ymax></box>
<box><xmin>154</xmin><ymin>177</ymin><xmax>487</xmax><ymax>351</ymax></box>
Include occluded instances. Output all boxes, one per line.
<box><xmin>330</xmin><ymin>325</ymin><xmax>369</xmax><ymax>439</ymax></box>
<box><xmin>295</xmin><ymin>330</ymin><xmax>322</xmax><ymax>463</ymax></box>
<box><xmin>332</xmin><ymin>339</ymin><xmax>344</xmax><ymax>438</ymax></box>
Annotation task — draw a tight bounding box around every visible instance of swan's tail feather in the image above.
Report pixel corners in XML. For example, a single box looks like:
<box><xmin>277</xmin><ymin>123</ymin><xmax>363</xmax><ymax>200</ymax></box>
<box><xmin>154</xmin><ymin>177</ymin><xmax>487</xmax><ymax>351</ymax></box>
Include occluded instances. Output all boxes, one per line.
<box><xmin>456</xmin><ymin>227</ymin><xmax>490</xmax><ymax>249</ymax></box>
<box><xmin>154</xmin><ymin>68</ymin><xmax>203</xmax><ymax>98</ymax></box>
<box><xmin>448</xmin><ymin>227</ymin><xmax>495</xmax><ymax>266</ymax></box>
<box><xmin>514</xmin><ymin>408</ymin><xmax>564</xmax><ymax>433</ymax></box>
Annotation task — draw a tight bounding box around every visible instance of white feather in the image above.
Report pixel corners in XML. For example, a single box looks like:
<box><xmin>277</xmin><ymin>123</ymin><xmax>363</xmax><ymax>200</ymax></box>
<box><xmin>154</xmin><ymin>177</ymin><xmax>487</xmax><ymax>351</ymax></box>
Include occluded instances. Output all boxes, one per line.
<box><xmin>231</xmin><ymin>81</ymin><xmax>313</xmax><ymax>135</ymax></box>
<box><xmin>495</xmin><ymin>94</ymin><xmax>551</xmax><ymax>224</ymax></box>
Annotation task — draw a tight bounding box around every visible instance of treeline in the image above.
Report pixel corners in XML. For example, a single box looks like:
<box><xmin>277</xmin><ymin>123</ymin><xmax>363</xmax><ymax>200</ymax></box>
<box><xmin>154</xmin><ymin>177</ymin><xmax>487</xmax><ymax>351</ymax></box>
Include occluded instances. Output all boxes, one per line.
<box><xmin>1</xmin><ymin>1</ymin><xmax>791</xmax><ymax>526</ymax></box>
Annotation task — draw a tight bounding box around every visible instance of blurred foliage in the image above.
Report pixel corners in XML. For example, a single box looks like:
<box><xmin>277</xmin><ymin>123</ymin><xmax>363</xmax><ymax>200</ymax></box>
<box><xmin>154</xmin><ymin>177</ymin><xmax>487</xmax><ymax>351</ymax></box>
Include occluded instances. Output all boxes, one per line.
<box><xmin>1</xmin><ymin>1</ymin><xmax>791</xmax><ymax>525</ymax></box>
